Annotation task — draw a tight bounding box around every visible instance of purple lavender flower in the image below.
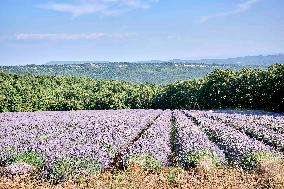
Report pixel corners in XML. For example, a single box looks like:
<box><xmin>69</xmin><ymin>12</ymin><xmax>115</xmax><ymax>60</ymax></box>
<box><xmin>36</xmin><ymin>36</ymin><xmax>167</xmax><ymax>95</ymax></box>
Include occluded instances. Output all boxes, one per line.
<box><xmin>185</xmin><ymin>110</ymin><xmax>276</xmax><ymax>165</ymax></box>
<box><xmin>122</xmin><ymin>110</ymin><xmax>172</xmax><ymax>167</ymax></box>
<box><xmin>0</xmin><ymin>109</ymin><xmax>161</xmax><ymax>170</ymax></box>
<box><xmin>203</xmin><ymin>112</ymin><xmax>284</xmax><ymax>151</ymax></box>
<box><xmin>173</xmin><ymin>110</ymin><xmax>226</xmax><ymax>167</ymax></box>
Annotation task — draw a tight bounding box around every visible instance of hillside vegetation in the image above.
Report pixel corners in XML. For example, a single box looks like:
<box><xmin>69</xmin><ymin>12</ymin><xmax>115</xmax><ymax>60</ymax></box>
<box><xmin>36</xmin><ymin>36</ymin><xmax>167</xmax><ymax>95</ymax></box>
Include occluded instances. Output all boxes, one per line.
<box><xmin>0</xmin><ymin>62</ymin><xmax>263</xmax><ymax>84</ymax></box>
<box><xmin>45</xmin><ymin>54</ymin><xmax>284</xmax><ymax>66</ymax></box>
<box><xmin>0</xmin><ymin>64</ymin><xmax>283</xmax><ymax>112</ymax></box>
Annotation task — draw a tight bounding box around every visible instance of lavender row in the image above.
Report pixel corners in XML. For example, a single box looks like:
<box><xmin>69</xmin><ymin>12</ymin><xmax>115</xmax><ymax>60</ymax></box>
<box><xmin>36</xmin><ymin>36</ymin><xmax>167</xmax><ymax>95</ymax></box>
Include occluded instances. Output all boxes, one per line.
<box><xmin>173</xmin><ymin>110</ymin><xmax>226</xmax><ymax>166</ymax></box>
<box><xmin>207</xmin><ymin>112</ymin><xmax>284</xmax><ymax>134</ymax></box>
<box><xmin>0</xmin><ymin>109</ymin><xmax>162</xmax><ymax>168</ymax></box>
<box><xmin>202</xmin><ymin>112</ymin><xmax>284</xmax><ymax>152</ymax></box>
<box><xmin>122</xmin><ymin>110</ymin><xmax>172</xmax><ymax>167</ymax></box>
<box><xmin>184</xmin><ymin>110</ymin><xmax>276</xmax><ymax>164</ymax></box>
<box><xmin>243</xmin><ymin>115</ymin><xmax>284</xmax><ymax>134</ymax></box>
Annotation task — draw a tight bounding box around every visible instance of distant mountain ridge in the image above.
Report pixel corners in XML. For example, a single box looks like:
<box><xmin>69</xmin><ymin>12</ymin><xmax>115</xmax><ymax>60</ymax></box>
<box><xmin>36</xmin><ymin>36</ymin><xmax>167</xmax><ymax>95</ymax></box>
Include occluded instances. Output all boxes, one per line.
<box><xmin>45</xmin><ymin>54</ymin><xmax>284</xmax><ymax>66</ymax></box>
<box><xmin>176</xmin><ymin>54</ymin><xmax>284</xmax><ymax>66</ymax></box>
<box><xmin>1</xmin><ymin>54</ymin><xmax>283</xmax><ymax>84</ymax></box>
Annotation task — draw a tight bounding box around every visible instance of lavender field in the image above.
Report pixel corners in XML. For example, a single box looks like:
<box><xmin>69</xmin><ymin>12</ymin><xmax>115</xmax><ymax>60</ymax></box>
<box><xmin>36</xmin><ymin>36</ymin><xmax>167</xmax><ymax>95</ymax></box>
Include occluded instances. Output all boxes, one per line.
<box><xmin>0</xmin><ymin>109</ymin><xmax>284</xmax><ymax>180</ymax></box>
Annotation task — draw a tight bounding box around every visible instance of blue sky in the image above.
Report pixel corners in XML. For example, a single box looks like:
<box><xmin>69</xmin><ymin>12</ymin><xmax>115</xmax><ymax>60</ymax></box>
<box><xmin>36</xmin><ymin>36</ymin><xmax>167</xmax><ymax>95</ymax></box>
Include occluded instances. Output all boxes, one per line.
<box><xmin>0</xmin><ymin>0</ymin><xmax>284</xmax><ymax>65</ymax></box>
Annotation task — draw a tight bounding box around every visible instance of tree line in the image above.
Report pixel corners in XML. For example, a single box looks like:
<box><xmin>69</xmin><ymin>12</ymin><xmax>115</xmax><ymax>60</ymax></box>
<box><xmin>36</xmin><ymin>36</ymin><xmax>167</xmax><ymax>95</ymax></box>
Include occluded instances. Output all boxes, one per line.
<box><xmin>0</xmin><ymin>64</ymin><xmax>283</xmax><ymax>112</ymax></box>
<box><xmin>0</xmin><ymin>62</ymin><xmax>262</xmax><ymax>84</ymax></box>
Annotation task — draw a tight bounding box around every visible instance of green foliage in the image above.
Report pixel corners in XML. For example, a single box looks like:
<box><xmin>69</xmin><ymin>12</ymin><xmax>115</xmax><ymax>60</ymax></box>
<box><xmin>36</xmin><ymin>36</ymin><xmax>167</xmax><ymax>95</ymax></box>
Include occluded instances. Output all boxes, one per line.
<box><xmin>12</xmin><ymin>151</ymin><xmax>45</xmax><ymax>169</ymax></box>
<box><xmin>186</xmin><ymin>149</ymin><xmax>221</xmax><ymax>167</ymax></box>
<box><xmin>198</xmin><ymin>69</ymin><xmax>237</xmax><ymax>109</ymax></box>
<box><xmin>154</xmin><ymin>64</ymin><xmax>284</xmax><ymax>112</ymax></box>
<box><xmin>51</xmin><ymin>157</ymin><xmax>101</xmax><ymax>181</ymax></box>
<box><xmin>127</xmin><ymin>153</ymin><xmax>162</xmax><ymax>172</ymax></box>
<box><xmin>241</xmin><ymin>151</ymin><xmax>280</xmax><ymax>170</ymax></box>
<box><xmin>0</xmin><ymin>73</ymin><xmax>156</xmax><ymax>112</ymax></box>
<box><xmin>170</xmin><ymin>117</ymin><xmax>178</xmax><ymax>165</ymax></box>
<box><xmin>0</xmin><ymin>62</ymin><xmax>256</xmax><ymax>85</ymax></box>
<box><xmin>167</xmin><ymin>170</ymin><xmax>176</xmax><ymax>184</ymax></box>
<box><xmin>154</xmin><ymin>79</ymin><xmax>203</xmax><ymax>109</ymax></box>
<box><xmin>0</xmin><ymin>63</ymin><xmax>283</xmax><ymax>112</ymax></box>
<box><xmin>98</xmin><ymin>141</ymin><xmax>117</xmax><ymax>158</ymax></box>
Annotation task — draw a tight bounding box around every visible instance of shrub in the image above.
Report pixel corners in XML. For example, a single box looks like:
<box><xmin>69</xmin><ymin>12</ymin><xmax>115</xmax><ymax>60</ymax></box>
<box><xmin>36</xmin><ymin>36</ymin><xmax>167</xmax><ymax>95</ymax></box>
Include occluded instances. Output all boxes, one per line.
<box><xmin>241</xmin><ymin>151</ymin><xmax>280</xmax><ymax>171</ymax></box>
<box><xmin>126</xmin><ymin>153</ymin><xmax>162</xmax><ymax>173</ymax></box>
<box><xmin>187</xmin><ymin>149</ymin><xmax>221</xmax><ymax>168</ymax></box>
<box><xmin>12</xmin><ymin>150</ymin><xmax>45</xmax><ymax>170</ymax></box>
<box><xmin>50</xmin><ymin>157</ymin><xmax>101</xmax><ymax>181</ymax></box>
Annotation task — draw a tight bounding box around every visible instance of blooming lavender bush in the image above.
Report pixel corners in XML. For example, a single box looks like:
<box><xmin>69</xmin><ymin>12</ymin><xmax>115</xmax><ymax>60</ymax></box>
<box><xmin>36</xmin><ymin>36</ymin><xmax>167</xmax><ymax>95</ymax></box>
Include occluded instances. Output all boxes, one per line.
<box><xmin>173</xmin><ymin>110</ymin><xmax>225</xmax><ymax>167</ymax></box>
<box><xmin>122</xmin><ymin>110</ymin><xmax>172</xmax><ymax>169</ymax></box>
<box><xmin>205</xmin><ymin>112</ymin><xmax>284</xmax><ymax>151</ymax></box>
<box><xmin>185</xmin><ymin>110</ymin><xmax>277</xmax><ymax>166</ymax></box>
<box><xmin>0</xmin><ymin>109</ymin><xmax>161</xmax><ymax>173</ymax></box>
<box><xmin>209</xmin><ymin>111</ymin><xmax>284</xmax><ymax>134</ymax></box>
<box><xmin>0</xmin><ymin>108</ymin><xmax>283</xmax><ymax>177</ymax></box>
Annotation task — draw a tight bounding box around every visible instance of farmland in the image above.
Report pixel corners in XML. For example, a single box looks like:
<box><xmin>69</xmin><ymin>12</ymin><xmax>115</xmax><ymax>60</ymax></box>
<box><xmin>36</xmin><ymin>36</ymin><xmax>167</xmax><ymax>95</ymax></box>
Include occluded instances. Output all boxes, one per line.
<box><xmin>1</xmin><ymin>0</ymin><xmax>284</xmax><ymax>187</ymax></box>
<box><xmin>0</xmin><ymin>64</ymin><xmax>284</xmax><ymax>188</ymax></box>
<box><xmin>1</xmin><ymin>109</ymin><xmax>284</xmax><ymax>188</ymax></box>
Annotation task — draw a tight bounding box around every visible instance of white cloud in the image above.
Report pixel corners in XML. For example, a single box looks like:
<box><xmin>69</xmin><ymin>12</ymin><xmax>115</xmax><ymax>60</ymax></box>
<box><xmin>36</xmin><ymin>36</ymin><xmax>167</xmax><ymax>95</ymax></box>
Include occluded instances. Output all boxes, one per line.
<box><xmin>199</xmin><ymin>0</ymin><xmax>261</xmax><ymax>23</ymax></box>
<box><xmin>37</xmin><ymin>0</ymin><xmax>159</xmax><ymax>17</ymax></box>
<box><xmin>14</xmin><ymin>32</ymin><xmax>183</xmax><ymax>41</ymax></box>
<box><xmin>15</xmin><ymin>33</ymin><xmax>106</xmax><ymax>40</ymax></box>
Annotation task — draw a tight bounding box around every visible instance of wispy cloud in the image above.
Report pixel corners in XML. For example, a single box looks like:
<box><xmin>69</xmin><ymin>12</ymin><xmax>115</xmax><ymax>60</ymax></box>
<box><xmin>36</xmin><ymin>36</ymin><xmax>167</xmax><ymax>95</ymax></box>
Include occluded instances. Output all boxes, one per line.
<box><xmin>37</xmin><ymin>0</ymin><xmax>159</xmax><ymax>17</ymax></box>
<box><xmin>15</xmin><ymin>33</ymin><xmax>106</xmax><ymax>40</ymax></box>
<box><xmin>14</xmin><ymin>32</ymin><xmax>183</xmax><ymax>41</ymax></box>
<box><xmin>199</xmin><ymin>0</ymin><xmax>261</xmax><ymax>23</ymax></box>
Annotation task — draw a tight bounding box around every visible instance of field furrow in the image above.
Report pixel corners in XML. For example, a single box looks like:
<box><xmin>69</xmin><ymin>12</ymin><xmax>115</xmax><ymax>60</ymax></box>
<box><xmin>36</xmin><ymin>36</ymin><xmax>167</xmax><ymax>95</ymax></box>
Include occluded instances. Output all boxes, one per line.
<box><xmin>202</xmin><ymin>112</ymin><xmax>284</xmax><ymax>152</ymax></box>
<box><xmin>121</xmin><ymin>110</ymin><xmax>172</xmax><ymax>168</ymax></box>
<box><xmin>0</xmin><ymin>110</ymin><xmax>161</xmax><ymax>169</ymax></box>
<box><xmin>184</xmin><ymin>110</ymin><xmax>277</xmax><ymax>165</ymax></box>
<box><xmin>0</xmin><ymin>109</ymin><xmax>284</xmax><ymax>182</ymax></box>
<box><xmin>173</xmin><ymin>110</ymin><xmax>226</xmax><ymax>167</ymax></box>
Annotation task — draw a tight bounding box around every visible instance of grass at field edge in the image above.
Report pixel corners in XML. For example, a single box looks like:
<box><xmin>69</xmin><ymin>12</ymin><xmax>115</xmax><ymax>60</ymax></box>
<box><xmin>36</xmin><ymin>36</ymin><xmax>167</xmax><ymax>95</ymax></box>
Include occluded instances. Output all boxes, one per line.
<box><xmin>1</xmin><ymin>162</ymin><xmax>284</xmax><ymax>189</ymax></box>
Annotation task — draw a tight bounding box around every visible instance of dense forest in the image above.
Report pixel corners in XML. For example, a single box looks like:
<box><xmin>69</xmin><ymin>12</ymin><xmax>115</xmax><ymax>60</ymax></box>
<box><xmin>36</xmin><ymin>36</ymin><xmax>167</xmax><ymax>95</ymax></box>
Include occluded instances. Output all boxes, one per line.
<box><xmin>0</xmin><ymin>64</ymin><xmax>283</xmax><ymax>112</ymax></box>
<box><xmin>0</xmin><ymin>62</ymin><xmax>264</xmax><ymax>84</ymax></box>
